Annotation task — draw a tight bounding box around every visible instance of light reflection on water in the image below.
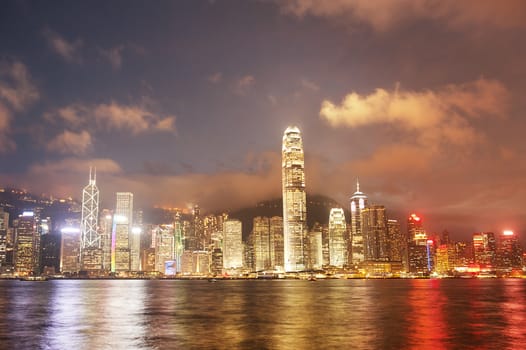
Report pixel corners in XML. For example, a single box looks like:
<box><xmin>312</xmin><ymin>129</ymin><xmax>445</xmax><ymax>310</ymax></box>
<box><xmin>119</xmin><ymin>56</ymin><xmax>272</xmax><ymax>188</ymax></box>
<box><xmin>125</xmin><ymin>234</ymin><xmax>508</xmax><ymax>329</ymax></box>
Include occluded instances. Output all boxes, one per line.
<box><xmin>0</xmin><ymin>279</ymin><xmax>525</xmax><ymax>349</ymax></box>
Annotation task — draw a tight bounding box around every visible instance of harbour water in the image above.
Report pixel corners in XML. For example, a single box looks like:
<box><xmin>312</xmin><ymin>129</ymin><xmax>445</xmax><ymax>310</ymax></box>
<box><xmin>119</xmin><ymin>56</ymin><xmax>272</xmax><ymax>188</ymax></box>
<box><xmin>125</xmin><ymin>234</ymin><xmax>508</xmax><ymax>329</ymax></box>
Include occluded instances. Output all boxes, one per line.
<box><xmin>1</xmin><ymin>278</ymin><xmax>525</xmax><ymax>349</ymax></box>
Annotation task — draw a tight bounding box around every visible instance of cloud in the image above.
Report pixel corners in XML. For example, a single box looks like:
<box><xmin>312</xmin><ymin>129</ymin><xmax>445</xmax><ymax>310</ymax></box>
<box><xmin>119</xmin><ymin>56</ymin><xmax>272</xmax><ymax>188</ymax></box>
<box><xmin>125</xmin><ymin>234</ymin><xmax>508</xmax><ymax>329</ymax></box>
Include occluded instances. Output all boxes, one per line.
<box><xmin>29</xmin><ymin>157</ymin><xmax>122</xmax><ymax>175</ymax></box>
<box><xmin>45</xmin><ymin>101</ymin><xmax>176</xmax><ymax>135</ymax></box>
<box><xmin>99</xmin><ymin>45</ymin><xmax>125</xmax><ymax>69</ymax></box>
<box><xmin>0</xmin><ymin>60</ymin><xmax>39</xmax><ymax>111</ymax></box>
<box><xmin>300</xmin><ymin>78</ymin><xmax>320</xmax><ymax>91</ymax></box>
<box><xmin>43</xmin><ymin>29</ymin><xmax>83</xmax><ymax>63</ymax></box>
<box><xmin>233</xmin><ymin>75</ymin><xmax>255</xmax><ymax>95</ymax></box>
<box><xmin>208</xmin><ymin>72</ymin><xmax>223</xmax><ymax>84</ymax></box>
<box><xmin>0</xmin><ymin>103</ymin><xmax>15</xmax><ymax>152</ymax></box>
<box><xmin>93</xmin><ymin>102</ymin><xmax>176</xmax><ymax>134</ymax></box>
<box><xmin>0</xmin><ymin>60</ymin><xmax>39</xmax><ymax>152</ymax></box>
<box><xmin>47</xmin><ymin>130</ymin><xmax>93</xmax><ymax>155</ymax></box>
<box><xmin>320</xmin><ymin>78</ymin><xmax>509</xmax><ymax>147</ymax></box>
<box><xmin>278</xmin><ymin>0</ymin><xmax>526</xmax><ymax>32</ymax></box>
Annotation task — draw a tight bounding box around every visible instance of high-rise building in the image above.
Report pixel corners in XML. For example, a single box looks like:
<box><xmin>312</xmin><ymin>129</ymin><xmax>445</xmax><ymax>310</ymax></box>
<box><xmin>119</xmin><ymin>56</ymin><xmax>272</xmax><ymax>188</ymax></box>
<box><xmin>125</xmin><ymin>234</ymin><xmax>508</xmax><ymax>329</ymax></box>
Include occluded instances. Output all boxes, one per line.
<box><xmin>407</xmin><ymin>213</ymin><xmax>429</xmax><ymax>274</ymax></box>
<box><xmin>80</xmin><ymin>168</ymin><xmax>102</xmax><ymax>272</ymax></box>
<box><xmin>112</xmin><ymin>192</ymin><xmax>133</xmax><ymax>273</ymax></box>
<box><xmin>60</xmin><ymin>224</ymin><xmax>81</xmax><ymax>274</ymax></box>
<box><xmin>99</xmin><ymin>209</ymin><xmax>113</xmax><ymax>273</ymax></box>
<box><xmin>40</xmin><ymin>229</ymin><xmax>61</xmax><ymax>275</ymax></box>
<box><xmin>350</xmin><ymin>181</ymin><xmax>368</xmax><ymax>266</ymax></box>
<box><xmin>472</xmin><ymin>232</ymin><xmax>496</xmax><ymax>267</ymax></box>
<box><xmin>154</xmin><ymin>225</ymin><xmax>175</xmax><ymax>274</ymax></box>
<box><xmin>497</xmin><ymin>230</ymin><xmax>522</xmax><ymax>270</ymax></box>
<box><xmin>223</xmin><ymin>219</ymin><xmax>243</xmax><ymax>269</ymax></box>
<box><xmin>282</xmin><ymin>126</ymin><xmax>308</xmax><ymax>271</ymax></box>
<box><xmin>270</xmin><ymin>216</ymin><xmax>284</xmax><ymax>270</ymax></box>
<box><xmin>328</xmin><ymin>208</ymin><xmax>347</xmax><ymax>267</ymax></box>
<box><xmin>387</xmin><ymin>219</ymin><xmax>403</xmax><ymax>263</ymax></box>
<box><xmin>173</xmin><ymin>212</ymin><xmax>184</xmax><ymax>273</ymax></box>
<box><xmin>0</xmin><ymin>208</ymin><xmax>9</xmax><ymax>271</ymax></box>
<box><xmin>253</xmin><ymin>216</ymin><xmax>272</xmax><ymax>271</ymax></box>
<box><xmin>14</xmin><ymin>212</ymin><xmax>38</xmax><ymax>276</ymax></box>
<box><xmin>361</xmin><ymin>205</ymin><xmax>388</xmax><ymax>262</ymax></box>
<box><xmin>130</xmin><ymin>209</ymin><xmax>143</xmax><ymax>271</ymax></box>
<box><xmin>317</xmin><ymin>223</ymin><xmax>330</xmax><ymax>267</ymax></box>
<box><xmin>252</xmin><ymin>216</ymin><xmax>284</xmax><ymax>271</ymax></box>
<box><xmin>309</xmin><ymin>226</ymin><xmax>323</xmax><ymax>270</ymax></box>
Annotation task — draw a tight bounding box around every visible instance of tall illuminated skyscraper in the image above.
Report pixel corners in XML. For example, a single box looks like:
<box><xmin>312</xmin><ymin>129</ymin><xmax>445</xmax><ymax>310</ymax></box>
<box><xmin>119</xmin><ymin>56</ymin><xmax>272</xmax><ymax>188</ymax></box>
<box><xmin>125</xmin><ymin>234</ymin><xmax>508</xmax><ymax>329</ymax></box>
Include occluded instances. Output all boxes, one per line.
<box><xmin>361</xmin><ymin>205</ymin><xmax>388</xmax><ymax>261</ymax></box>
<box><xmin>173</xmin><ymin>212</ymin><xmax>184</xmax><ymax>273</ymax></box>
<box><xmin>282</xmin><ymin>126</ymin><xmax>308</xmax><ymax>271</ymax></box>
<box><xmin>112</xmin><ymin>192</ymin><xmax>133</xmax><ymax>273</ymax></box>
<box><xmin>0</xmin><ymin>209</ymin><xmax>8</xmax><ymax>270</ymax></box>
<box><xmin>14</xmin><ymin>212</ymin><xmax>38</xmax><ymax>276</ymax></box>
<box><xmin>223</xmin><ymin>219</ymin><xmax>243</xmax><ymax>269</ymax></box>
<box><xmin>407</xmin><ymin>213</ymin><xmax>429</xmax><ymax>274</ymax></box>
<box><xmin>80</xmin><ymin>168</ymin><xmax>101</xmax><ymax>271</ymax></box>
<box><xmin>328</xmin><ymin>208</ymin><xmax>347</xmax><ymax>267</ymax></box>
<box><xmin>350</xmin><ymin>181</ymin><xmax>368</xmax><ymax>266</ymax></box>
<box><xmin>497</xmin><ymin>230</ymin><xmax>522</xmax><ymax>270</ymax></box>
<box><xmin>473</xmin><ymin>232</ymin><xmax>496</xmax><ymax>267</ymax></box>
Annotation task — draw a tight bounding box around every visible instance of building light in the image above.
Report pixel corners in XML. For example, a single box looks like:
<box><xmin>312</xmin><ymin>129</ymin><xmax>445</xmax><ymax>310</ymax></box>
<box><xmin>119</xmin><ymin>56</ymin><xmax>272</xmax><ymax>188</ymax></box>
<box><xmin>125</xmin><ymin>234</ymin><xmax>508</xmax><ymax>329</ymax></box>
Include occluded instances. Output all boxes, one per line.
<box><xmin>503</xmin><ymin>230</ymin><xmax>514</xmax><ymax>236</ymax></box>
<box><xmin>61</xmin><ymin>227</ymin><xmax>80</xmax><ymax>234</ymax></box>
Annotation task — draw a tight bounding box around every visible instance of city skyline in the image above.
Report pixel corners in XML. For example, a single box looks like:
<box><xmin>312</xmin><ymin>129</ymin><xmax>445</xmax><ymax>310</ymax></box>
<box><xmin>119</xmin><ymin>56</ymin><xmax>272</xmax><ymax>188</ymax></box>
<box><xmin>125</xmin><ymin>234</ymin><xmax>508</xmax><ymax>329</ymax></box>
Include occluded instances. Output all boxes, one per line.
<box><xmin>0</xmin><ymin>1</ymin><xmax>525</xmax><ymax>240</ymax></box>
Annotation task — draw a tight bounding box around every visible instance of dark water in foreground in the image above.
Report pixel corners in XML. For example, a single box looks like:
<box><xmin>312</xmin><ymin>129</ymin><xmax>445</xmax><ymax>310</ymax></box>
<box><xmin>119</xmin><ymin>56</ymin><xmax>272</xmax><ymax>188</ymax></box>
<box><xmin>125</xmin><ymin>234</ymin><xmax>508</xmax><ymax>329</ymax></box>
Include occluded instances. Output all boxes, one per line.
<box><xmin>0</xmin><ymin>279</ymin><xmax>525</xmax><ymax>349</ymax></box>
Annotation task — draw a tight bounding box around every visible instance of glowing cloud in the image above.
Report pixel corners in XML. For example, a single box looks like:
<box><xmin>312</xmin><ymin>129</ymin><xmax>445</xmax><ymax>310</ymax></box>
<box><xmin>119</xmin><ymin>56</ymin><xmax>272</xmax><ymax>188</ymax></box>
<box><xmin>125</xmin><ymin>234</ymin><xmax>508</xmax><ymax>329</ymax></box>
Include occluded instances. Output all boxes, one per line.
<box><xmin>43</xmin><ymin>29</ymin><xmax>83</xmax><ymax>63</ymax></box>
<box><xmin>47</xmin><ymin>130</ymin><xmax>93</xmax><ymax>155</ymax></box>
<box><xmin>278</xmin><ymin>0</ymin><xmax>526</xmax><ymax>31</ymax></box>
<box><xmin>320</xmin><ymin>78</ymin><xmax>508</xmax><ymax>147</ymax></box>
<box><xmin>45</xmin><ymin>101</ymin><xmax>176</xmax><ymax>135</ymax></box>
<box><xmin>0</xmin><ymin>60</ymin><xmax>39</xmax><ymax>152</ymax></box>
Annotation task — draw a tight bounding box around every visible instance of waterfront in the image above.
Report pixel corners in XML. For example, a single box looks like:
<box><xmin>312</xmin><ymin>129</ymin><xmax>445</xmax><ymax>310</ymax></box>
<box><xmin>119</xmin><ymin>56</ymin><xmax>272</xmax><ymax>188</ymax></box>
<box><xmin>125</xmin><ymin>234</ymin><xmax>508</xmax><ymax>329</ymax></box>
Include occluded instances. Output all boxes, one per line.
<box><xmin>1</xmin><ymin>279</ymin><xmax>525</xmax><ymax>349</ymax></box>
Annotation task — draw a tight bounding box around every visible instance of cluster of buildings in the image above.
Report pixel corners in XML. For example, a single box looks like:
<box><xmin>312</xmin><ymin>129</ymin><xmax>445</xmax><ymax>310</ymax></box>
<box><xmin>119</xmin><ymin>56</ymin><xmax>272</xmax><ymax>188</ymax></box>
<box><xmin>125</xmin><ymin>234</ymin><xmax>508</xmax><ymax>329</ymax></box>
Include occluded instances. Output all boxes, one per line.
<box><xmin>0</xmin><ymin>126</ymin><xmax>524</xmax><ymax>278</ymax></box>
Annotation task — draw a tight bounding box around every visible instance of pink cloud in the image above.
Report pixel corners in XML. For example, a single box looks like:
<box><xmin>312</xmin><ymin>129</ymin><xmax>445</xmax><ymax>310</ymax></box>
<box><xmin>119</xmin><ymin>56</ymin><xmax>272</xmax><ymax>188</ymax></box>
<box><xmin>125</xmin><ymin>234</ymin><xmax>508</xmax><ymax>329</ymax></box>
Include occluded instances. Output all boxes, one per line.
<box><xmin>47</xmin><ymin>130</ymin><xmax>93</xmax><ymax>155</ymax></box>
<box><xmin>278</xmin><ymin>0</ymin><xmax>526</xmax><ymax>32</ymax></box>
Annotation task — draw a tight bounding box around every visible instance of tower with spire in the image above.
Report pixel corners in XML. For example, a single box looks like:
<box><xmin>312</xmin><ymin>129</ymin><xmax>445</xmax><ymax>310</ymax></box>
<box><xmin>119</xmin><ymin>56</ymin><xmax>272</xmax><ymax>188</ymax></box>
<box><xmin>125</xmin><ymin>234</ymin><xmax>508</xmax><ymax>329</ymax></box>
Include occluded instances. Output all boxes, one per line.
<box><xmin>349</xmin><ymin>179</ymin><xmax>368</xmax><ymax>267</ymax></box>
<box><xmin>282</xmin><ymin>126</ymin><xmax>308</xmax><ymax>271</ymax></box>
<box><xmin>80</xmin><ymin>167</ymin><xmax>102</xmax><ymax>272</ymax></box>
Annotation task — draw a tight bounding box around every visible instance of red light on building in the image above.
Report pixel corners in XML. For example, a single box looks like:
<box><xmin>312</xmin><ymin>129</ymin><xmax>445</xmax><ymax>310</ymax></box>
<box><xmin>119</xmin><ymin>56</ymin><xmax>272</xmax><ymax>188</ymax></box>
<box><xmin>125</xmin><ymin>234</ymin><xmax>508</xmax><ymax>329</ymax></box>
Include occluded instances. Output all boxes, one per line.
<box><xmin>427</xmin><ymin>240</ymin><xmax>434</xmax><ymax>245</ymax></box>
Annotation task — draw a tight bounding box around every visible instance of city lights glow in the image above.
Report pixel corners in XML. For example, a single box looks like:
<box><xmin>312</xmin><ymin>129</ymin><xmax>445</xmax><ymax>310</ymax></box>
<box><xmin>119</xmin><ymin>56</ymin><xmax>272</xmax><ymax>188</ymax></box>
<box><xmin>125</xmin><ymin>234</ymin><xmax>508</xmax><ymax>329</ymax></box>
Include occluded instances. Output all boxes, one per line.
<box><xmin>61</xmin><ymin>227</ymin><xmax>80</xmax><ymax>234</ymax></box>
<box><xmin>503</xmin><ymin>230</ymin><xmax>514</xmax><ymax>236</ymax></box>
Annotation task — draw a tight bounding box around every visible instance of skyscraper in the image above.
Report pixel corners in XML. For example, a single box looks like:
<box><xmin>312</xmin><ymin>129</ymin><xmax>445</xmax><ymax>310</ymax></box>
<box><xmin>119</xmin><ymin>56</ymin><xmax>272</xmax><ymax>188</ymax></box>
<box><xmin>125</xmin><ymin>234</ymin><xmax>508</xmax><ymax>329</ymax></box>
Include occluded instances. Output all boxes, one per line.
<box><xmin>282</xmin><ymin>126</ymin><xmax>308</xmax><ymax>271</ymax></box>
<box><xmin>14</xmin><ymin>212</ymin><xmax>38</xmax><ymax>276</ymax></box>
<box><xmin>473</xmin><ymin>232</ymin><xmax>496</xmax><ymax>267</ymax></box>
<box><xmin>112</xmin><ymin>192</ymin><xmax>133</xmax><ymax>273</ymax></box>
<box><xmin>497</xmin><ymin>230</ymin><xmax>522</xmax><ymax>271</ymax></box>
<box><xmin>407</xmin><ymin>213</ymin><xmax>429</xmax><ymax>274</ymax></box>
<box><xmin>0</xmin><ymin>208</ymin><xmax>9</xmax><ymax>271</ymax></box>
<box><xmin>350</xmin><ymin>181</ymin><xmax>368</xmax><ymax>266</ymax></box>
<box><xmin>223</xmin><ymin>219</ymin><xmax>243</xmax><ymax>269</ymax></box>
<box><xmin>328</xmin><ymin>208</ymin><xmax>347</xmax><ymax>267</ymax></box>
<box><xmin>173</xmin><ymin>212</ymin><xmax>184</xmax><ymax>273</ymax></box>
<box><xmin>80</xmin><ymin>168</ymin><xmax>101</xmax><ymax>271</ymax></box>
<box><xmin>253</xmin><ymin>216</ymin><xmax>272</xmax><ymax>271</ymax></box>
<box><xmin>361</xmin><ymin>205</ymin><xmax>389</xmax><ymax>262</ymax></box>
<box><xmin>387</xmin><ymin>219</ymin><xmax>403</xmax><ymax>263</ymax></box>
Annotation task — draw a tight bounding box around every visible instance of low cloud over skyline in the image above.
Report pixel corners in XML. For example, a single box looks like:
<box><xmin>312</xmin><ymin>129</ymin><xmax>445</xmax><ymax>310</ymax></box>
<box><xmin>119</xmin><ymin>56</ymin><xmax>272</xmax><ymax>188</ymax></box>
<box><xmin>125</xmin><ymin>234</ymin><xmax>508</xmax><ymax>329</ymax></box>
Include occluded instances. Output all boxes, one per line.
<box><xmin>0</xmin><ymin>1</ymin><xmax>525</xmax><ymax>239</ymax></box>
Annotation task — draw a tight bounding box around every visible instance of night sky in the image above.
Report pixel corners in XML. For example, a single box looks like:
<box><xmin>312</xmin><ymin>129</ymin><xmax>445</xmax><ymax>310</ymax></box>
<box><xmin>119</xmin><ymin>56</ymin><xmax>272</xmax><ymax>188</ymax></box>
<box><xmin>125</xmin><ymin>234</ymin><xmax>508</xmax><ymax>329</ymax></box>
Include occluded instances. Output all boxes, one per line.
<box><xmin>1</xmin><ymin>0</ymin><xmax>525</xmax><ymax>239</ymax></box>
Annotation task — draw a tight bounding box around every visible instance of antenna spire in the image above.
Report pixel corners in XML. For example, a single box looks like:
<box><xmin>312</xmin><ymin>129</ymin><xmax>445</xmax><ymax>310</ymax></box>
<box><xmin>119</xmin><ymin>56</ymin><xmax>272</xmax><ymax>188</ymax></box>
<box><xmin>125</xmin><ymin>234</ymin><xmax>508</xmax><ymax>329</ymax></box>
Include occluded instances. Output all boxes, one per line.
<box><xmin>356</xmin><ymin>178</ymin><xmax>360</xmax><ymax>192</ymax></box>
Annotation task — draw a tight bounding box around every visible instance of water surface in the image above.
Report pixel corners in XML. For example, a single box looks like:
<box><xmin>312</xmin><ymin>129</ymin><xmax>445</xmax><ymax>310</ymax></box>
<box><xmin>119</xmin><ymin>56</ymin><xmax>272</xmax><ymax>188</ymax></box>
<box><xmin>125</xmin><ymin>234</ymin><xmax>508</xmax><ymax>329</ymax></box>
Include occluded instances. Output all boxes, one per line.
<box><xmin>1</xmin><ymin>279</ymin><xmax>525</xmax><ymax>349</ymax></box>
